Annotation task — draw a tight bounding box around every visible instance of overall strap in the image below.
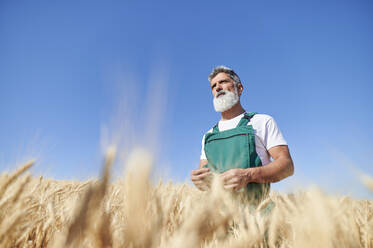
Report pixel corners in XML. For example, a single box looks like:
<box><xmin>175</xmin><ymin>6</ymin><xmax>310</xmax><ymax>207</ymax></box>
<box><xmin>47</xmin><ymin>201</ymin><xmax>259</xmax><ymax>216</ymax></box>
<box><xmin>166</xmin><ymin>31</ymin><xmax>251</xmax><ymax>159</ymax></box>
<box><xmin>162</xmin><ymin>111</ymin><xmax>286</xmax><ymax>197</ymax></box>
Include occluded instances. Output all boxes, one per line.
<box><xmin>236</xmin><ymin>112</ymin><xmax>257</xmax><ymax>127</ymax></box>
<box><xmin>212</xmin><ymin>124</ymin><xmax>219</xmax><ymax>133</ymax></box>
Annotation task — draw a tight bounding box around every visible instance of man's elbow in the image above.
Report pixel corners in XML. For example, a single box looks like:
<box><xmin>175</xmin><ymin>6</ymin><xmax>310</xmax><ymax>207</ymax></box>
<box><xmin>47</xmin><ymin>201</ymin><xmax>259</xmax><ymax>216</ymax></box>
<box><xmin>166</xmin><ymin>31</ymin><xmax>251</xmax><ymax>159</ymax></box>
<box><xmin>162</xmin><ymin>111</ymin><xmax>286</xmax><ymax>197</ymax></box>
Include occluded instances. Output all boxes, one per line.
<box><xmin>287</xmin><ymin>158</ymin><xmax>294</xmax><ymax>177</ymax></box>
<box><xmin>271</xmin><ymin>158</ymin><xmax>294</xmax><ymax>183</ymax></box>
<box><xmin>279</xmin><ymin>157</ymin><xmax>294</xmax><ymax>180</ymax></box>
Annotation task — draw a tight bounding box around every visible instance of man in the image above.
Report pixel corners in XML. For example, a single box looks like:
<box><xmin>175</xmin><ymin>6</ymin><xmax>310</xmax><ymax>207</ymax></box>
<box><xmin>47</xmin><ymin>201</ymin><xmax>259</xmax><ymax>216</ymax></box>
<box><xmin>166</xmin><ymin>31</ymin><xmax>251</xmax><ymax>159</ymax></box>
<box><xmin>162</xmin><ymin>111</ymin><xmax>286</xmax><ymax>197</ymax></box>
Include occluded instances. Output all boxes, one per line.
<box><xmin>191</xmin><ymin>66</ymin><xmax>294</xmax><ymax>200</ymax></box>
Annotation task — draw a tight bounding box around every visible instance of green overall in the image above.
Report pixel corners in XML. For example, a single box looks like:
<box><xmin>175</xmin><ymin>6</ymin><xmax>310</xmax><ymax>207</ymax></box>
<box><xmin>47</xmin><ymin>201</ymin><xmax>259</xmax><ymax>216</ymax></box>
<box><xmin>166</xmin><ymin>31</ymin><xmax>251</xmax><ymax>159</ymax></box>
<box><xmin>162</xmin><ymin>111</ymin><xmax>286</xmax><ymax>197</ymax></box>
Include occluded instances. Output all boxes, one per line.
<box><xmin>204</xmin><ymin>112</ymin><xmax>270</xmax><ymax>202</ymax></box>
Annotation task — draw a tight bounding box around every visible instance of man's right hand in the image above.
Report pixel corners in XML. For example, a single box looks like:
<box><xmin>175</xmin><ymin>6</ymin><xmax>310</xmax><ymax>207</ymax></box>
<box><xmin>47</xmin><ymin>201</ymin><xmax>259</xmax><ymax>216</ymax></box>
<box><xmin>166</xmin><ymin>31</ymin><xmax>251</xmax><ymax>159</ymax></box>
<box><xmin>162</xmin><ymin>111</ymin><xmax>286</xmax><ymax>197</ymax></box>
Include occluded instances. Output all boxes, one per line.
<box><xmin>191</xmin><ymin>167</ymin><xmax>211</xmax><ymax>191</ymax></box>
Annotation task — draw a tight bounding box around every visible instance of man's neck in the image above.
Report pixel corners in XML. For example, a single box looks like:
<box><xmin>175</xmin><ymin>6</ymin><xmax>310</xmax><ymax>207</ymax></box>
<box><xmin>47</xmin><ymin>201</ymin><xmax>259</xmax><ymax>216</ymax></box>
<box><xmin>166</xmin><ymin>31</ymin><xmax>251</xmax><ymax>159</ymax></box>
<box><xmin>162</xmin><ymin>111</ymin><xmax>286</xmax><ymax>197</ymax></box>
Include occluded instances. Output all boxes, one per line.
<box><xmin>220</xmin><ymin>102</ymin><xmax>245</xmax><ymax>121</ymax></box>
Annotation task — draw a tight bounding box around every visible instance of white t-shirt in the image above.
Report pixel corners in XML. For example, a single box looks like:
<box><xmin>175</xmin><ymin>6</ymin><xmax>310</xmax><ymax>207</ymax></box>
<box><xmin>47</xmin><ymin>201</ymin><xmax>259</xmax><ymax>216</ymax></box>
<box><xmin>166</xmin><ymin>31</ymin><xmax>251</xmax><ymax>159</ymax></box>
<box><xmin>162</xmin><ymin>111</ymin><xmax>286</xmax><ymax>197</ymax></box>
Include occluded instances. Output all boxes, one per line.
<box><xmin>200</xmin><ymin>113</ymin><xmax>287</xmax><ymax>166</ymax></box>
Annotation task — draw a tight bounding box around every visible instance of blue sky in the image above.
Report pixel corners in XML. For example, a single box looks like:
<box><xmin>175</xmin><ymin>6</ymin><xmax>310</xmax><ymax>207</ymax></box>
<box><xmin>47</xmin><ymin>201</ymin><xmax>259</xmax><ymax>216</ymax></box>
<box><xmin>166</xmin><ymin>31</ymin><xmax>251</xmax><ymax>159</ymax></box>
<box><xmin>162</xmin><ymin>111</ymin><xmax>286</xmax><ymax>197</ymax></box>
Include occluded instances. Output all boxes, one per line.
<box><xmin>1</xmin><ymin>0</ymin><xmax>372</xmax><ymax>198</ymax></box>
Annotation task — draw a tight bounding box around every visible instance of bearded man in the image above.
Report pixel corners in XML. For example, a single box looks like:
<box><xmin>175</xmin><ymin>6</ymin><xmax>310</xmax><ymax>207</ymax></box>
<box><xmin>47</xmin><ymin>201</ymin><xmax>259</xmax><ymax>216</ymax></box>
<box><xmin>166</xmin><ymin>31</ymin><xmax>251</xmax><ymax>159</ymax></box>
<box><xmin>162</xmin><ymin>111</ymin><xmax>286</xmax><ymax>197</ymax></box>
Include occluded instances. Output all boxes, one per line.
<box><xmin>191</xmin><ymin>66</ymin><xmax>294</xmax><ymax>201</ymax></box>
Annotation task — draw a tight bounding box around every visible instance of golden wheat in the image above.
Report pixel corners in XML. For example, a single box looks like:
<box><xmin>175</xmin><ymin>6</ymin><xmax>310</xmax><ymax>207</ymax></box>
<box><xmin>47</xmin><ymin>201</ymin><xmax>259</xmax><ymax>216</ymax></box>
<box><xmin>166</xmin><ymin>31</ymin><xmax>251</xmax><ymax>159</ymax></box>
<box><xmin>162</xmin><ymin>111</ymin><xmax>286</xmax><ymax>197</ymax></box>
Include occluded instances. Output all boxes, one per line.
<box><xmin>0</xmin><ymin>150</ymin><xmax>372</xmax><ymax>248</ymax></box>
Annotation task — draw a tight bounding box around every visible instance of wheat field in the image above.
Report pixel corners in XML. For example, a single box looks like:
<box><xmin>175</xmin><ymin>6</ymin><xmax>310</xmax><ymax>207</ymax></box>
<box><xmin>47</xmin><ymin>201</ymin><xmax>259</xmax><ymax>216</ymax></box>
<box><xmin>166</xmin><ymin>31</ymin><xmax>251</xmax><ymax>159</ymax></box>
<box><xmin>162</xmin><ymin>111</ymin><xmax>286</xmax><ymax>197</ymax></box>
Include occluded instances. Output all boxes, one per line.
<box><xmin>0</xmin><ymin>148</ymin><xmax>372</xmax><ymax>248</ymax></box>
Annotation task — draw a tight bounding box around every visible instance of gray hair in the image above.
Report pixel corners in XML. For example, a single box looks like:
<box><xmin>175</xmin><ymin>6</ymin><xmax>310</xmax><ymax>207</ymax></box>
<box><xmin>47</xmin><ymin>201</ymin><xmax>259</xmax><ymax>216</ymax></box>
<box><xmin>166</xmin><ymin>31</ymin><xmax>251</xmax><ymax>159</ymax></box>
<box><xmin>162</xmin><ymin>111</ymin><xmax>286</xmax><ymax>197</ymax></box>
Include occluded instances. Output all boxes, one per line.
<box><xmin>208</xmin><ymin>65</ymin><xmax>241</xmax><ymax>85</ymax></box>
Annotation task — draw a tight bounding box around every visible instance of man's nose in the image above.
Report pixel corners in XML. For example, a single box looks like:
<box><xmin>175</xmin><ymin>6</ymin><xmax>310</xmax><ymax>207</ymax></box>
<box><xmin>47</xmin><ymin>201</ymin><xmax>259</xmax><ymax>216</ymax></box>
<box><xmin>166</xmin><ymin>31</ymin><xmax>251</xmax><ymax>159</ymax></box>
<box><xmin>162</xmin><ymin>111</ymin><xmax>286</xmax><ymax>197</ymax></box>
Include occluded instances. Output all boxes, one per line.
<box><xmin>216</xmin><ymin>84</ymin><xmax>223</xmax><ymax>92</ymax></box>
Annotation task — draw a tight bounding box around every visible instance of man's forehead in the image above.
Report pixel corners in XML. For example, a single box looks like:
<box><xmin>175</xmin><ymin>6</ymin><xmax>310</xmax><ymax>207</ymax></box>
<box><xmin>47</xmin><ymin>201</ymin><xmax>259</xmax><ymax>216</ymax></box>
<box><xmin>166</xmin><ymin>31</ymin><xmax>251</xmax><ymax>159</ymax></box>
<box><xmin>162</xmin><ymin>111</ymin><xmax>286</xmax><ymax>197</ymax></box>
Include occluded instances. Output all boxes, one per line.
<box><xmin>210</xmin><ymin>72</ymin><xmax>231</xmax><ymax>85</ymax></box>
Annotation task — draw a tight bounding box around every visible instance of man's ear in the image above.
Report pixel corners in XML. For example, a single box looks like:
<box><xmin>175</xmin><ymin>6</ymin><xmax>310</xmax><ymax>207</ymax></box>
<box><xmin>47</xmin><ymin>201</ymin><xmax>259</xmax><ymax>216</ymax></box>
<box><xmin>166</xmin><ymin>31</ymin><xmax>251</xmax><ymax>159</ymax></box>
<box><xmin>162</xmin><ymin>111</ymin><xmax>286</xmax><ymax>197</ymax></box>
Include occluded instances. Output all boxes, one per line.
<box><xmin>237</xmin><ymin>83</ymin><xmax>243</xmax><ymax>96</ymax></box>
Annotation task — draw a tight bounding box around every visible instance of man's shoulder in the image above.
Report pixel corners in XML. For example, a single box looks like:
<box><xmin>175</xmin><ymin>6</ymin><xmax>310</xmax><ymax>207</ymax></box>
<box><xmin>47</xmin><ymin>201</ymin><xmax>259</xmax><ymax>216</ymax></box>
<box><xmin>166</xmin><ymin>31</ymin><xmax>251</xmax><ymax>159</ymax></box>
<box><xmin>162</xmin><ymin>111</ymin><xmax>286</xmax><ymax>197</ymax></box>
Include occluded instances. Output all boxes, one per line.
<box><xmin>201</xmin><ymin>128</ymin><xmax>213</xmax><ymax>144</ymax></box>
<box><xmin>250</xmin><ymin>113</ymin><xmax>273</xmax><ymax>125</ymax></box>
<box><xmin>204</xmin><ymin>128</ymin><xmax>213</xmax><ymax>135</ymax></box>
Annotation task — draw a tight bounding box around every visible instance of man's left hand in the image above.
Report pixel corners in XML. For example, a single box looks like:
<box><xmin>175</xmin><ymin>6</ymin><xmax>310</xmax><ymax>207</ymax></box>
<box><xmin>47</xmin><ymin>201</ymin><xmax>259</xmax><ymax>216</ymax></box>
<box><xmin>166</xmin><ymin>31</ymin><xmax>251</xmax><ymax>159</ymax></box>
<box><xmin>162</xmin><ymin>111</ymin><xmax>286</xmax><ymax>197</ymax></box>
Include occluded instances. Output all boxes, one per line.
<box><xmin>220</xmin><ymin>168</ymin><xmax>251</xmax><ymax>191</ymax></box>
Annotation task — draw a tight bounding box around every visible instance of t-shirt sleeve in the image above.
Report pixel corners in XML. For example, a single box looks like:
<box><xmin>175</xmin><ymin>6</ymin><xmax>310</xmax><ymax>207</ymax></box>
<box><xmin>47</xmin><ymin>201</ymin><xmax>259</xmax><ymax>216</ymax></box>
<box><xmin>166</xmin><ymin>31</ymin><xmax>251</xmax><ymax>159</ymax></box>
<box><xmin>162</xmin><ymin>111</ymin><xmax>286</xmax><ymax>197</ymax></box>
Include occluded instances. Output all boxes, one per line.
<box><xmin>200</xmin><ymin>134</ymin><xmax>207</xmax><ymax>160</ymax></box>
<box><xmin>264</xmin><ymin>117</ymin><xmax>288</xmax><ymax>150</ymax></box>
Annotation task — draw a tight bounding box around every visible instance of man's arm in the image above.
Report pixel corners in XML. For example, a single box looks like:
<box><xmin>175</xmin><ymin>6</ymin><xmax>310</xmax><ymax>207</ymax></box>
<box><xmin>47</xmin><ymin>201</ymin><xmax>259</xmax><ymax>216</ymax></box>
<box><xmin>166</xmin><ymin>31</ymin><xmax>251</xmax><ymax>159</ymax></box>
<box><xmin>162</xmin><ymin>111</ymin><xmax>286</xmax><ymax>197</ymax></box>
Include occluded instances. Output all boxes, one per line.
<box><xmin>248</xmin><ymin>145</ymin><xmax>294</xmax><ymax>183</ymax></box>
<box><xmin>221</xmin><ymin>145</ymin><xmax>294</xmax><ymax>190</ymax></box>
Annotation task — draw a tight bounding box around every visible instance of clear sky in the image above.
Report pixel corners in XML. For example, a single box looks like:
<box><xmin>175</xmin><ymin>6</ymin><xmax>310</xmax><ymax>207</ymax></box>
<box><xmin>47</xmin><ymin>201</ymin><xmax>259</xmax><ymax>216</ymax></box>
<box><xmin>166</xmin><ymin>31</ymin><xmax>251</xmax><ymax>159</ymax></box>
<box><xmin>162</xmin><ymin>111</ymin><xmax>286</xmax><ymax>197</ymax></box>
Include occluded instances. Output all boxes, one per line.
<box><xmin>1</xmin><ymin>0</ymin><xmax>372</xmax><ymax>198</ymax></box>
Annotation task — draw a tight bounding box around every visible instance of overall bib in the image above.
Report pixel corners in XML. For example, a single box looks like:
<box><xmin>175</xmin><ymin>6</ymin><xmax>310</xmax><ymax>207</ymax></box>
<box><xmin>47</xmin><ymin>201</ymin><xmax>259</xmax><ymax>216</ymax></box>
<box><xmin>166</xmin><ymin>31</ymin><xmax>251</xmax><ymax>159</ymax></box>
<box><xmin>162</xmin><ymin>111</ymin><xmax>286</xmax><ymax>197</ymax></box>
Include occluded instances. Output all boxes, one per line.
<box><xmin>204</xmin><ymin>112</ymin><xmax>270</xmax><ymax>202</ymax></box>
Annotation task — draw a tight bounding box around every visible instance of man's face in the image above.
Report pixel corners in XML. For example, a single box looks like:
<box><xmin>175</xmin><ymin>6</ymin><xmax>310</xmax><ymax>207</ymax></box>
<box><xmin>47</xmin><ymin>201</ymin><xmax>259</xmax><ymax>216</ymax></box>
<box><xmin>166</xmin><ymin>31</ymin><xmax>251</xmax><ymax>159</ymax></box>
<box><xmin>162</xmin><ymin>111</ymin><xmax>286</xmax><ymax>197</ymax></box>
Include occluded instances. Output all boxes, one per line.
<box><xmin>210</xmin><ymin>72</ymin><xmax>243</xmax><ymax>112</ymax></box>
<box><xmin>210</xmin><ymin>72</ymin><xmax>242</xmax><ymax>98</ymax></box>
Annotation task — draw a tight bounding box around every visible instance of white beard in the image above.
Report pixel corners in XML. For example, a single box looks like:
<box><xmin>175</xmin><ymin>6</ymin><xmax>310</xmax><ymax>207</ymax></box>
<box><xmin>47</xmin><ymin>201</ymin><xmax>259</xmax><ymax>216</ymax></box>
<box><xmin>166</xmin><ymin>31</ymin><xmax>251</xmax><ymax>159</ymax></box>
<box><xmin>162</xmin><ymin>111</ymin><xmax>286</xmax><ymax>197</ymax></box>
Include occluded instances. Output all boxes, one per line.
<box><xmin>213</xmin><ymin>88</ymin><xmax>239</xmax><ymax>112</ymax></box>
